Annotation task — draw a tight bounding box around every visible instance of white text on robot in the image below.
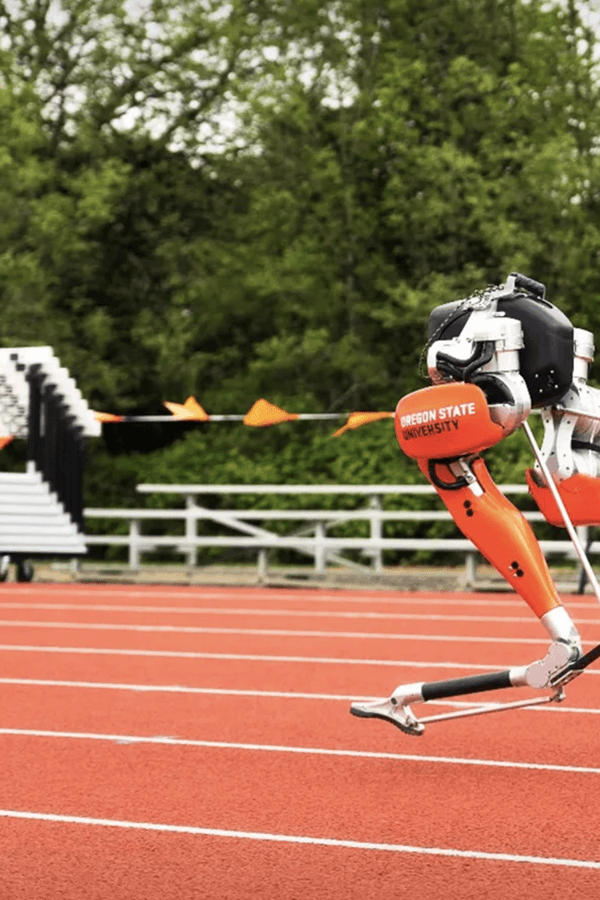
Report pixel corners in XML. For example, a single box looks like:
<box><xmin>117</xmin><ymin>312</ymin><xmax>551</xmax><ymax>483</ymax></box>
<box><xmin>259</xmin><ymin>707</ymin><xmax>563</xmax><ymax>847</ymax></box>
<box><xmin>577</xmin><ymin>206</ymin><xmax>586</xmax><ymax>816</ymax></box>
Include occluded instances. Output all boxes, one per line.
<box><xmin>402</xmin><ymin>419</ymin><xmax>459</xmax><ymax>440</ymax></box>
<box><xmin>400</xmin><ymin>402</ymin><xmax>476</xmax><ymax>428</ymax></box>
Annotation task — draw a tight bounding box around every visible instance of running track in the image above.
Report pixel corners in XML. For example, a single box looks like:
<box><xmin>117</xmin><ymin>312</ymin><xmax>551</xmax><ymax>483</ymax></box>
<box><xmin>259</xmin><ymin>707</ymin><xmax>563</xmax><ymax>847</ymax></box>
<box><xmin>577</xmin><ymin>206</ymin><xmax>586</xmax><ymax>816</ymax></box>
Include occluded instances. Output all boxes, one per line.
<box><xmin>1</xmin><ymin>582</ymin><xmax>599</xmax><ymax>899</ymax></box>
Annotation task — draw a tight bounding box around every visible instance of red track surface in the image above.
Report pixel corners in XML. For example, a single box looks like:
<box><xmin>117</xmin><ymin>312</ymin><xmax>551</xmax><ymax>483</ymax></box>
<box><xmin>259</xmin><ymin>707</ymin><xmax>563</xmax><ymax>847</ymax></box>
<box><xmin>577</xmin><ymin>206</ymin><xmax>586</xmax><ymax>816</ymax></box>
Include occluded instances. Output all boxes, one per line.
<box><xmin>1</xmin><ymin>582</ymin><xmax>600</xmax><ymax>898</ymax></box>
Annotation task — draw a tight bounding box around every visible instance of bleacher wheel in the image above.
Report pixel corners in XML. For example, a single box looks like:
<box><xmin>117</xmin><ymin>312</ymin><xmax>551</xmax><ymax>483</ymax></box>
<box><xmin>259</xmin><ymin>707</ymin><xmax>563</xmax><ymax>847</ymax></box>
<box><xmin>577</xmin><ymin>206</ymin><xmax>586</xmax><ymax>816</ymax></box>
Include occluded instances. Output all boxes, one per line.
<box><xmin>16</xmin><ymin>559</ymin><xmax>34</xmax><ymax>583</ymax></box>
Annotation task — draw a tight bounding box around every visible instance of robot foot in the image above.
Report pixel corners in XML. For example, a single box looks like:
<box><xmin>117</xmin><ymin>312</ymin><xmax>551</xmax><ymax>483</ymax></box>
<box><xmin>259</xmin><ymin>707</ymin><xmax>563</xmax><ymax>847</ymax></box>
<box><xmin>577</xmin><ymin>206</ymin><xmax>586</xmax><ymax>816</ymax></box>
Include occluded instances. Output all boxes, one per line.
<box><xmin>350</xmin><ymin>685</ymin><xmax>425</xmax><ymax>736</ymax></box>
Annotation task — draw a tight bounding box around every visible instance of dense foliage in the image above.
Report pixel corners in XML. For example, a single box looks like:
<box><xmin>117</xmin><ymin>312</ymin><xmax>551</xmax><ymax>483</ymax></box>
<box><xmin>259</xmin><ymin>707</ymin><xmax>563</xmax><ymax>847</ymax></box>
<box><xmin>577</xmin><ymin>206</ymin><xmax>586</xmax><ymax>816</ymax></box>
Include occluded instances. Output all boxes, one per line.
<box><xmin>1</xmin><ymin>0</ymin><xmax>600</xmax><ymax>515</ymax></box>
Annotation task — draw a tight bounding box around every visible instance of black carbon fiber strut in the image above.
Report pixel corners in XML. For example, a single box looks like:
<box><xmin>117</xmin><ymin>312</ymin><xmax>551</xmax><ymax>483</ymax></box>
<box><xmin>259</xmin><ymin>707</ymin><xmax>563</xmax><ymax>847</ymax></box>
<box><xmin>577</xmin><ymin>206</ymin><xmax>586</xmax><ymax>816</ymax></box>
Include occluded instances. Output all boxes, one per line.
<box><xmin>416</xmin><ymin>642</ymin><xmax>600</xmax><ymax>701</ymax></box>
<box><xmin>419</xmin><ymin>670</ymin><xmax>513</xmax><ymax>702</ymax></box>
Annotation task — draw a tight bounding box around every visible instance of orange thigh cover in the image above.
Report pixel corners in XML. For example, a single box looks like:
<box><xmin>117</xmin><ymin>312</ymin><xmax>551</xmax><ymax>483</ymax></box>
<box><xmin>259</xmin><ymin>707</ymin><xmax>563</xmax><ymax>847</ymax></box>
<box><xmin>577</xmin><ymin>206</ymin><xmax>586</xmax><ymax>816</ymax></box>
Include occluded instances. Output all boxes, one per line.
<box><xmin>526</xmin><ymin>470</ymin><xmax>600</xmax><ymax>527</ymax></box>
<box><xmin>395</xmin><ymin>383</ymin><xmax>504</xmax><ymax>460</ymax></box>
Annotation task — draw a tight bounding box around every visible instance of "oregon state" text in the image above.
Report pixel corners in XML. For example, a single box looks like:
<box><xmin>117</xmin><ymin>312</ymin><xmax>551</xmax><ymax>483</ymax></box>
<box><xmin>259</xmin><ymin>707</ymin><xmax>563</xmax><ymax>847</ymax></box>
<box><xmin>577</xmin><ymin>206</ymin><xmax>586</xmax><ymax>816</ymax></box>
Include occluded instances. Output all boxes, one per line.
<box><xmin>399</xmin><ymin>402</ymin><xmax>476</xmax><ymax>428</ymax></box>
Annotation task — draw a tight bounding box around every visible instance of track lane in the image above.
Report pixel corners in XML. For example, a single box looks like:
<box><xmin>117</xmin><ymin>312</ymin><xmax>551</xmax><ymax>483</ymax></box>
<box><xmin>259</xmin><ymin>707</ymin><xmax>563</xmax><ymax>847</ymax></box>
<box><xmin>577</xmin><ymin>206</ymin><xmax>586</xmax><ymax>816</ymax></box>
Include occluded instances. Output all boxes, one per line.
<box><xmin>1</xmin><ymin>583</ymin><xmax>597</xmax><ymax>607</ymax></box>
<box><xmin>1</xmin><ymin>733</ymin><xmax>600</xmax><ymax>865</ymax></box>
<box><xmin>0</xmin><ymin>679</ymin><xmax>599</xmax><ymax>770</ymax></box>
<box><xmin>2</xmin><ymin>819</ymin><xmax>598</xmax><ymax>900</ymax></box>
<box><xmin>0</xmin><ymin>584</ymin><xmax>598</xmax><ymax>623</ymax></box>
<box><xmin>2</xmin><ymin>625</ymin><xmax>599</xmax><ymax>672</ymax></box>
<box><xmin>0</xmin><ymin>609</ymin><xmax>598</xmax><ymax>643</ymax></box>
<box><xmin>0</xmin><ymin>600</ymin><xmax>587</xmax><ymax>626</ymax></box>
<box><xmin>0</xmin><ymin>646</ymin><xmax>599</xmax><ymax>708</ymax></box>
<box><xmin>3</xmin><ymin>583</ymin><xmax>600</xmax><ymax>900</ymax></box>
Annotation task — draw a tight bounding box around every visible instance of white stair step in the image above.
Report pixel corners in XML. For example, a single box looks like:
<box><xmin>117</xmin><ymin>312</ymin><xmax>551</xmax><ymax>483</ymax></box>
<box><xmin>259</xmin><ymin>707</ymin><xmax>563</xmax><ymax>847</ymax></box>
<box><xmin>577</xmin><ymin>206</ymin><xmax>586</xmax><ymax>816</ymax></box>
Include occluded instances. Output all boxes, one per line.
<box><xmin>0</xmin><ymin>472</ymin><xmax>46</xmax><ymax>485</ymax></box>
<box><xmin>0</xmin><ymin>541</ymin><xmax>87</xmax><ymax>554</ymax></box>
<box><xmin>0</xmin><ymin>513</ymin><xmax>72</xmax><ymax>526</ymax></box>
<box><xmin>0</xmin><ymin>523</ymin><xmax>81</xmax><ymax>536</ymax></box>
<box><xmin>0</xmin><ymin>534</ymin><xmax>87</xmax><ymax>556</ymax></box>
<box><xmin>0</xmin><ymin>488</ymin><xmax>51</xmax><ymax>500</ymax></box>
<box><xmin>0</xmin><ymin>505</ymin><xmax>72</xmax><ymax>518</ymax></box>
<box><xmin>0</xmin><ymin>492</ymin><xmax>58</xmax><ymax>504</ymax></box>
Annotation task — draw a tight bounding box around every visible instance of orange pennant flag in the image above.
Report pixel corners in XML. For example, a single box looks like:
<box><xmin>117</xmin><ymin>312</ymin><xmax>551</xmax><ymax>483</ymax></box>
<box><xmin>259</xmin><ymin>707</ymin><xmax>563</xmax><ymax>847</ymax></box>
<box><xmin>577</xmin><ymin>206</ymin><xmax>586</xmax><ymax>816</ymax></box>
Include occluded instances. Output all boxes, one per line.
<box><xmin>244</xmin><ymin>399</ymin><xmax>300</xmax><ymax>427</ymax></box>
<box><xmin>332</xmin><ymin>411</ymin><xmax>394</xmax><ymax>437</ymax></box>
<box><xmin>0</xmin><ymin>436</ymin><xmax>14</xmax><ymax>450</ymax></box>
<box><xmin>94</xmin><ymin>411</ymin><xmax>125</xmax><ymax>423</ymax></box>
<box><xmin>163</xmin><ymin>396</ymin><xmax>210</xmax><ymax>421</ymax></box>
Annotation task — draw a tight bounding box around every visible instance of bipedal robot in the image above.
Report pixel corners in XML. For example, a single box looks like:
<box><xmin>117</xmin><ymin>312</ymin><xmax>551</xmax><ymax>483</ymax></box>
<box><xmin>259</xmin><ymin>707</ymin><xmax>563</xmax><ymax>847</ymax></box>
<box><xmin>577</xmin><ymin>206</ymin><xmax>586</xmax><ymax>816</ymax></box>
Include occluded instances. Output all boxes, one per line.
<box><xmin>351</xmin><ymin>272</ymin><xmax>600</xmax><ymax>736</ymax></box>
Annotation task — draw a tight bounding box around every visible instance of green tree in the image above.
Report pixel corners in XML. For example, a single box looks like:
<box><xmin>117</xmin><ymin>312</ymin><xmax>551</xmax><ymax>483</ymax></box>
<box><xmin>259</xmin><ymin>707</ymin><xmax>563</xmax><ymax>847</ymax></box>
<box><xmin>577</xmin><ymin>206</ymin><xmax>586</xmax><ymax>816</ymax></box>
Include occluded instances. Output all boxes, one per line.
<box><xmin>202</xmin><ymin>0</ymin><xmax>600</xmax><ymax>421</ymax></box>
<box><xmin>0</xmin><ymin>0</ymin><xmax>335</xmax><ymax>409</ymax></box>
<box><xmin>4</xmin><ymin>0</ymin><xmax>600</xmax><ymax>508</ymax></box>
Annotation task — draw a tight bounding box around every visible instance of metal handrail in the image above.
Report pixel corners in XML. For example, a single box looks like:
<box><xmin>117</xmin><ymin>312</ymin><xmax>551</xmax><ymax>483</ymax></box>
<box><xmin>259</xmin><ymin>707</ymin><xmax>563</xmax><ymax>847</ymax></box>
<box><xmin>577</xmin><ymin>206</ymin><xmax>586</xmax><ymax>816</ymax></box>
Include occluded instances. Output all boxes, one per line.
<box><xmin>81</xmin><ymin>483</ymin><xmax>587</xmax><ymax>581</ymax></box>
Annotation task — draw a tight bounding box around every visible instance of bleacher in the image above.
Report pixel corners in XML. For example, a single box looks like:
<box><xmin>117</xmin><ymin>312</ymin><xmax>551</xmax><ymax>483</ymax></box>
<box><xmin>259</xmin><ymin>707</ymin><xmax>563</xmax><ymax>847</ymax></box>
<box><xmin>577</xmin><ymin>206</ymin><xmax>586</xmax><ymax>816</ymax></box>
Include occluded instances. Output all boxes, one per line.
<box><xmin>0</xmin><ymin>347</ymin><xmax>100</xmax><ymax>572</ymax></box>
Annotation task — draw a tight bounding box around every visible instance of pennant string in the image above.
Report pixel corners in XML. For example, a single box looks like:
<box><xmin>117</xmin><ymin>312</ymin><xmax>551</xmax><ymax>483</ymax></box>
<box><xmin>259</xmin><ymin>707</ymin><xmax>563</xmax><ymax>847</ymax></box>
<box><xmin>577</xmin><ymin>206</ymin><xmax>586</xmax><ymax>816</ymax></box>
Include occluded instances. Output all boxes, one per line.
<box><xmin>92</xmin><ymin>397</ymin><xmax>394</xmax><ymax>435</ymax></box>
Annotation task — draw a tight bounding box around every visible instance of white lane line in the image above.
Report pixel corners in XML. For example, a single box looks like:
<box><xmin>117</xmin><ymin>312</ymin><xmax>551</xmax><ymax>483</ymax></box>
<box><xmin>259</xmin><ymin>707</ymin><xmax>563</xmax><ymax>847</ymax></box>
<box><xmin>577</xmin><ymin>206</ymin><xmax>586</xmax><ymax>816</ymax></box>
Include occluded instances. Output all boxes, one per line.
<box><xmin>2</xmin><ymin>727</ymin><xmax>600</xmax><ymax>775</ymax></box>
<box><xmin>1</xmin><ymin>643</ymin><xmax>599</xmax><ymax>676</ymax></box>
<box><xmin>3</xmin><ymin>585</ymin><xmax>599</xmax><ymax>610</ymax></box>
<box><xmin>0</xmin><ymin>809</ymin><xmax>597</xmax><ymax>868</ymax></box>
<box><xmin>0</xmin><ymin>644</ymin><xmax>512</xmax><ymax>671</ymax></box>
<box><xmin>0</xmin><ymin>601</ymin><xmax>598</xmax><ymax>626</ymax></box>
<box><xmin>0</xmin><ymin>619</ymin><xmax>572</xmax><ymax>644</ymax></box>
<box><xmin>0</xmin><ymin>677</ymin><xmax>409</xmax><ymax>699</ymax></box>
<box><xmin>0</xmin><ymin>677</ymin><xmax>597</xmax><ymax>714</ymax></box>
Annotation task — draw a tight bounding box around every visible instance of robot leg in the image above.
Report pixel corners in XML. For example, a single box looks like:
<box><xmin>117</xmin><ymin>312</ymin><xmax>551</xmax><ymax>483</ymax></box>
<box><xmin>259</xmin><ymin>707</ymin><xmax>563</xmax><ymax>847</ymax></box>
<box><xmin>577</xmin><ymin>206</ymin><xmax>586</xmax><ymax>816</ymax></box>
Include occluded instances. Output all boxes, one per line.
<box><xmin>395</xmin><ymin>381</ymin><xmax>580</xmax><ymax>690</ymax></box>
<box><xmin>418</xmin><ymin>455</ymin><xmax>581</xmax><ymax>688</ymax></box>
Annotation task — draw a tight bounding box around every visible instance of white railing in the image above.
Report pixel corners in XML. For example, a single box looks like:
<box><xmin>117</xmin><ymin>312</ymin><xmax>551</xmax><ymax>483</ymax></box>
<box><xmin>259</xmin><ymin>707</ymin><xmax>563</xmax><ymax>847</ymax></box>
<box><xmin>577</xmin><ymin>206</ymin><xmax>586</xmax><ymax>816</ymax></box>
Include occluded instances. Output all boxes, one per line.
<box><xmin>82</xmin><ymin>483</ymin><xmax>590</xmax><ymax>584</ymax></box>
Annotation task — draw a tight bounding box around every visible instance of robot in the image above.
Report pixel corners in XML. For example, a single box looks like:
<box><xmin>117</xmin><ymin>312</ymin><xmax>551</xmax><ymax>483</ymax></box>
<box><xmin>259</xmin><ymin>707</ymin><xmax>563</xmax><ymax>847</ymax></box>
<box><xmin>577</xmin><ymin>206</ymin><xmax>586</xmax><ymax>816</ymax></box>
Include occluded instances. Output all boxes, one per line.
<box><xmin>351</xmin><ymin>273</ymin><xmax>600</xmax><ymax>735</ymax></box>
